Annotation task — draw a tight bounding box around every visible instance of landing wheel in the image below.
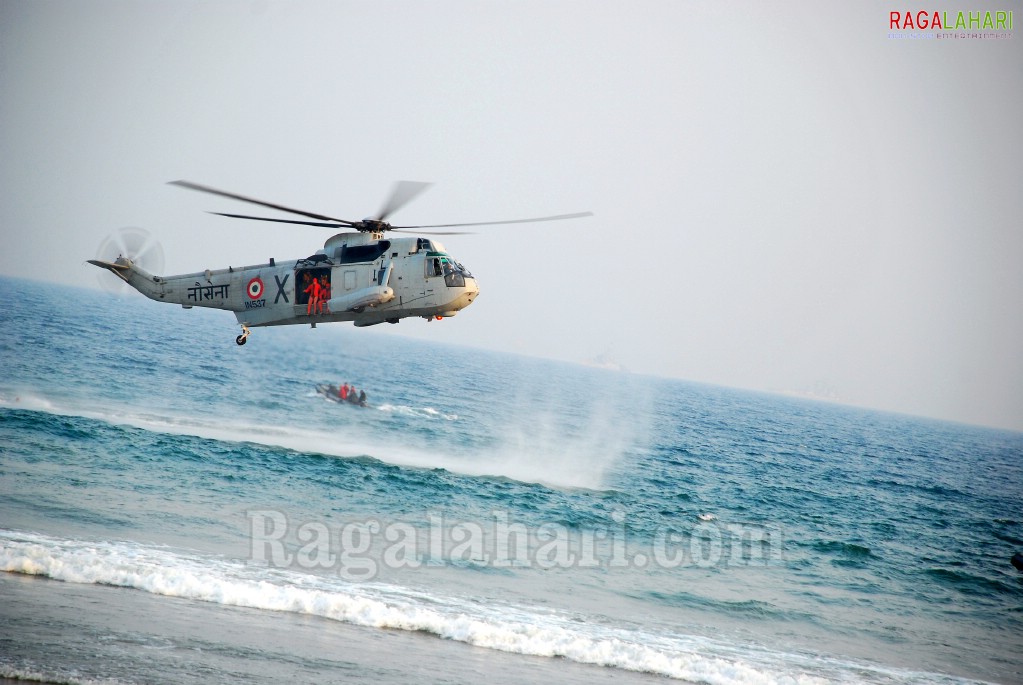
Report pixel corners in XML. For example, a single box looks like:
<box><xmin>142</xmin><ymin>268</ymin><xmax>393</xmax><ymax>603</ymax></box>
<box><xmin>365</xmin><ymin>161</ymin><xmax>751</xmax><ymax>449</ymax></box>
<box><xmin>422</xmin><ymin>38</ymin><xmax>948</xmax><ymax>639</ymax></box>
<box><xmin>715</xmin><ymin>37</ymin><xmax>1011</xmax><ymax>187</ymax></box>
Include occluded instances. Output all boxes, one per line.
<box><xmin>236</xmin><ymin>335</ymin><xmax>247</xmax><ymax>346</ymax></box>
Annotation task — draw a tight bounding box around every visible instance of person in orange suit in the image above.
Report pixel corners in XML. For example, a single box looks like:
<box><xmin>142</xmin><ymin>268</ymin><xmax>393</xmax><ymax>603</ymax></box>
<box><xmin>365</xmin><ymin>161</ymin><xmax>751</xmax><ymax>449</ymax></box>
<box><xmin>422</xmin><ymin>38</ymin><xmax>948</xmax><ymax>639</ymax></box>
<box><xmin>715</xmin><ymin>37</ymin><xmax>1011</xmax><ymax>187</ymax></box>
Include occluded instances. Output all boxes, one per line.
<box><xmin>304</xmin><ymin>275</ymin><xmax>320</xmax><ymax>316</ymax></box>
<box><xmin>318</xmin><ymin>276</ymin><xmax>331</xmax><ymax>314</ymax></box>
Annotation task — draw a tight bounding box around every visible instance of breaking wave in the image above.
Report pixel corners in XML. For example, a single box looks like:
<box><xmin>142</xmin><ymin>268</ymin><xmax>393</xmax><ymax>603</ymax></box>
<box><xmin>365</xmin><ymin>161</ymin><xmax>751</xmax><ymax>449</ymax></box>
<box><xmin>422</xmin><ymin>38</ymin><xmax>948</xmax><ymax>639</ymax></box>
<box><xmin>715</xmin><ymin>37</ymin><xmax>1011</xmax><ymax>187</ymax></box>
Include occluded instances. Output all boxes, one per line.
<box><xmin>0</xmin><ymin>530</ymin><xmax>942</xmax><ymax>685</ymax></box>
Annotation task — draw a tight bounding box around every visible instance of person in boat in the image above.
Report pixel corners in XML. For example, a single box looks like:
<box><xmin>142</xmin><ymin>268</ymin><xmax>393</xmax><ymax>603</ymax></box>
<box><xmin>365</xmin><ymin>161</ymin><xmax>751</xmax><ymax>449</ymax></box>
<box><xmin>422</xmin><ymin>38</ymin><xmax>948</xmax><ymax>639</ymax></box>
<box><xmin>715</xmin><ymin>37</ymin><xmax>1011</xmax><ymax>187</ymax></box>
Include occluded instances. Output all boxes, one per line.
<box><xmin>358</xmin><ymin>389</ymin><xmax>367</xmax><ymax>406</ymax></box>
<box><xmin>339</xmin><ymin>383</ymin><xmax>348</xmax><ymax>401</ymax></box>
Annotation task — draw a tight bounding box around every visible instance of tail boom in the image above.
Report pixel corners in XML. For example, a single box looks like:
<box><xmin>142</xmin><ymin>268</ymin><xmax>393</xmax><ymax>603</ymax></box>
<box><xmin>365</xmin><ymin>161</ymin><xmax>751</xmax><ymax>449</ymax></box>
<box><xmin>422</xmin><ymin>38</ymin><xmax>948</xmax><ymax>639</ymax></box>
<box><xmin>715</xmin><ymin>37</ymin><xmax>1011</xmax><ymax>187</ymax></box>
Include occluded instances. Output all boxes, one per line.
<box><xmin>88</xmin><ymin>258</ymin><xmax>236</xmax><ymax>310</ymax></box>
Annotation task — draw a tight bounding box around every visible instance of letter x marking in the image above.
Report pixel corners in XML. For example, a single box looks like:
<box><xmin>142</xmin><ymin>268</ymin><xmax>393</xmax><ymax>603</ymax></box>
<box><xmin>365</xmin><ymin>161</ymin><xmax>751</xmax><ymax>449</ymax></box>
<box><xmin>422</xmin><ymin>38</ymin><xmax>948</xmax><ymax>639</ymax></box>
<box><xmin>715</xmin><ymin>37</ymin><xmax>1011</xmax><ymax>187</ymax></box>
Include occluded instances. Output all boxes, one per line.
<box><xmin>274</xmin><ymin>274</ymin><xmax>290</xmax><ymax>304</ymax></box>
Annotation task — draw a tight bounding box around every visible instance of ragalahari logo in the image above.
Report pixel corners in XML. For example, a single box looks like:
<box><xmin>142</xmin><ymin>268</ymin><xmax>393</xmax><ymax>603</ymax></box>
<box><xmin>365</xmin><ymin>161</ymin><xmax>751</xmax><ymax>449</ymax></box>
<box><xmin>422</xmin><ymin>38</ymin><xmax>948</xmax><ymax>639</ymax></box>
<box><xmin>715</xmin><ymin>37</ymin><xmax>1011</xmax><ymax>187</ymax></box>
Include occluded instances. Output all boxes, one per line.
<box><xmin>889</xmin><ymin>9</ymin><xmax>1014</xmax><ymax>39</ymax></box>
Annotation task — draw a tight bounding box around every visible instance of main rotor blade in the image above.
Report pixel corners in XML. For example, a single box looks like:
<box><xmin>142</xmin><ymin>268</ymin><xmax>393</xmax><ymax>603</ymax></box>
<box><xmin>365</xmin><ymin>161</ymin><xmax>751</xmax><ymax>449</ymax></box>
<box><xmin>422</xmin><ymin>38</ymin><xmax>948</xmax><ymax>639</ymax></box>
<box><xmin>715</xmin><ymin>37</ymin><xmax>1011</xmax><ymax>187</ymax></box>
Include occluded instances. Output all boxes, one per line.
<box><xmin>376</xmin><ymin>181</ymin><xmax>433</xmax><ymax>222</ymax></box>
<box><xmin>390</xmin><ymin>211</ymin><xmax>594</xmax><ymax>230</ymax></box>
<box><xmin>390</xmin><ymin>229</ymin><xmax>477</xmax><ymax>236</ymax></box>
<box><xmin>210</xmin><ymin>212</ymin><xmax>352</xmax><ymax>229</ymax></box>
<box><xmin>170</xmin><ymin>180</ymin><xmax>349</xmax><ymax>223</ymax></box>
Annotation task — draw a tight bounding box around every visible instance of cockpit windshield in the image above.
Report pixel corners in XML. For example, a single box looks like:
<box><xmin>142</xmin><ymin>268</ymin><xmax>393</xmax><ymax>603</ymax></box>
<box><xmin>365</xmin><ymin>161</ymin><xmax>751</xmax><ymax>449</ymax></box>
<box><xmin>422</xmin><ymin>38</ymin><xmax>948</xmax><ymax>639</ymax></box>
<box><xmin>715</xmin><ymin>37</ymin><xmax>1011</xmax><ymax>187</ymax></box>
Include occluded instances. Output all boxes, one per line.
<box><xmin>427</xmin><ymin>253</ymin><xmax>473</xmax><ymax>287</ymax></box>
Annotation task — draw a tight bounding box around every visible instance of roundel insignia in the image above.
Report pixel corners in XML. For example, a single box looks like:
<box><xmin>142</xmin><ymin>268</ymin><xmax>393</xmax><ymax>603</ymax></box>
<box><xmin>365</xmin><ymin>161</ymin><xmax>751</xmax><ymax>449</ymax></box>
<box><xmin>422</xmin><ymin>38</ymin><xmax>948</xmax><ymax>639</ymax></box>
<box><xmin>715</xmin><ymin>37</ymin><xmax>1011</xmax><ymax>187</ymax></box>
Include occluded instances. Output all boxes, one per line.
<box><xmin>247</xmin><ymin>277</ymin><xmax>264</xmax><ymax>299</ymax></box>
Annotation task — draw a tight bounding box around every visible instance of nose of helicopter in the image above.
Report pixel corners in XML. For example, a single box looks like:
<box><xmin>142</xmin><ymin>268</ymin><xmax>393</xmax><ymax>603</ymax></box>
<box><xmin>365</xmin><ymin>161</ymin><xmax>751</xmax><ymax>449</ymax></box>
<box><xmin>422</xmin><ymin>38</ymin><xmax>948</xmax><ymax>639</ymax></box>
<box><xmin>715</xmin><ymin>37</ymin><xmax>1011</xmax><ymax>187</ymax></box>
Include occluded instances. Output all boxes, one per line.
<box><xmin>436</xmin><ymin>277</ymin><xmax>478</xmax><ymax>319</ymax></box>
<box><xmin>462</xmin><ymin>276</ymin><xmax>479</xmax><ymax>308</ymax></box>
<box><xmin>453</xmin><ymin>277</ymin><xmax>479</xmax><ymax>312</ymax></box>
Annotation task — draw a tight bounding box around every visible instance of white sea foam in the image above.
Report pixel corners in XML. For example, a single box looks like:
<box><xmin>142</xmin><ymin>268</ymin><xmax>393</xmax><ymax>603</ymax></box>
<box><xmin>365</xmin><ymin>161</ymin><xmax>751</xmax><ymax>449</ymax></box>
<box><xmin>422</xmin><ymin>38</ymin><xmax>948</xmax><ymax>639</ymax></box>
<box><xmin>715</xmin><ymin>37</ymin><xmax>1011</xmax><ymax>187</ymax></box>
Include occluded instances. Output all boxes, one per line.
<box><xmin>0</xmin><ymin>391</ymin><xmax>57</xmax><ymax>413</ymax></box>
<box><xmin>376</xmin><ymin>403</ymin><xmax>459</xmax><ymax>421</ymax></box>
<box><xmin>0</xmin><ymin>530</ymin><xmax>849</xmax><ymax>684</ymax></box>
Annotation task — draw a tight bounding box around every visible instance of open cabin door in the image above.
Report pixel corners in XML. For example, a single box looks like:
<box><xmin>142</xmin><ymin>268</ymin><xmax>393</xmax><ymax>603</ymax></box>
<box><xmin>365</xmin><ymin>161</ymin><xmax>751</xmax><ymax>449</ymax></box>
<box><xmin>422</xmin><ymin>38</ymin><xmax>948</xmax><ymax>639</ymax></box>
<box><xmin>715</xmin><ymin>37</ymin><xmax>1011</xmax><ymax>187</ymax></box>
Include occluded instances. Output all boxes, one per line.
<box><xmin>296</xmin><ymin>267</ymin><xmax>331</xmax><ymax>306</ymax></box>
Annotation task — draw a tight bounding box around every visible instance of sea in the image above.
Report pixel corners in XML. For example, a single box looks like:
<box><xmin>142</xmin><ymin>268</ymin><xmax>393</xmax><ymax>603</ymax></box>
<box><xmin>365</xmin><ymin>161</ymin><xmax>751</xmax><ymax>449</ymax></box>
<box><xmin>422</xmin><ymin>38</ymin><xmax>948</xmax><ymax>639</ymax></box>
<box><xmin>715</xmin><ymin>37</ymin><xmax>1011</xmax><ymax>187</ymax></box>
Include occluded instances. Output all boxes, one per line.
<box><xmin>1</xmin><ymin>275</ymin><xmax>1021</xmax><ymax>685</ymax></box>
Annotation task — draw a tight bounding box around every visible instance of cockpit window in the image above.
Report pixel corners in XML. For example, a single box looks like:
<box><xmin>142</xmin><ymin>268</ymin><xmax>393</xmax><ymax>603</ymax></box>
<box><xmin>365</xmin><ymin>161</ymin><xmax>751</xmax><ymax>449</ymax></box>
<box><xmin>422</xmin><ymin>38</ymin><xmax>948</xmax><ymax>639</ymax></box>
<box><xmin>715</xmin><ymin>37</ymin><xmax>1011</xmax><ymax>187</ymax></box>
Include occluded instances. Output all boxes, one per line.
<box><xmin>429</xmin><ymin>256</ymin><xmax>443</xmax><ymax>277</ymax></box>
<box><xmin>426</xmin><ymin>252</ymin><xmax>471</xmax><ymax>287</ymax></box>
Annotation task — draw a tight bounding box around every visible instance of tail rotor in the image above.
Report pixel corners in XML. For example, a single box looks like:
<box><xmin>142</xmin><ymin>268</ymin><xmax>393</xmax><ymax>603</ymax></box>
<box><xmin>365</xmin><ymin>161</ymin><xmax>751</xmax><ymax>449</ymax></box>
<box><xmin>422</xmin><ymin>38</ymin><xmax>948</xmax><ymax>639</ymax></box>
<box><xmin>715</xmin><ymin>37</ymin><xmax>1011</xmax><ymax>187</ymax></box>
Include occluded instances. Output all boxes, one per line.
<box><xmin>93</xmin><ymin>227</ymin><xmax>165</xmax><ymax>294</ymax></box>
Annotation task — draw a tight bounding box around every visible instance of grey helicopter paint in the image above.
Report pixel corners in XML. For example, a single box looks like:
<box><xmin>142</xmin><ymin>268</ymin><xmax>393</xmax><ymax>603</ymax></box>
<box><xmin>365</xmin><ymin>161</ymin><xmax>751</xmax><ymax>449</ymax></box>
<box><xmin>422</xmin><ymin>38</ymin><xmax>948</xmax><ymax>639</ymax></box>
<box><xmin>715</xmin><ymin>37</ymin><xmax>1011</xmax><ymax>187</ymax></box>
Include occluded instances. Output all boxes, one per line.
<box><xmin>89</xmin><ymin>181</ymin><xmax>590</xmax><ymax>345</ymax></box>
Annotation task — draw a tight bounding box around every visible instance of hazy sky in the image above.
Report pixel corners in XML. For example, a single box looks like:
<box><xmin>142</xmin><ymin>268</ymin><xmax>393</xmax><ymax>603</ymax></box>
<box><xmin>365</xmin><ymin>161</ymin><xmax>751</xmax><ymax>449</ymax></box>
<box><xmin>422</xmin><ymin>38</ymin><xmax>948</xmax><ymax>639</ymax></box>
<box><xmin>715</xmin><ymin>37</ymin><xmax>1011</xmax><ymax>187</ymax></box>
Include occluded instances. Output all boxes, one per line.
<box><xmin>2</xmin><ymin>1</ymin><xmax>1021</xmax><ymax>431</ymax></box>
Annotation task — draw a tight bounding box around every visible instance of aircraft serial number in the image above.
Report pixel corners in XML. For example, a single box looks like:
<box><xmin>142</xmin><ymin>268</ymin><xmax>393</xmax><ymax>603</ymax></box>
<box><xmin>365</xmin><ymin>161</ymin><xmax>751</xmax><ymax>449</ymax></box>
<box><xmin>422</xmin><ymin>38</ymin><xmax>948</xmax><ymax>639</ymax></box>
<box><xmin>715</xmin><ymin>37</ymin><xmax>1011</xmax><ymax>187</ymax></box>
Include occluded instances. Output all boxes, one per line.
<box><xmin>244</xmin><ymin>299</ymin><xmax>266</xmax><ymax>309</ymax></box>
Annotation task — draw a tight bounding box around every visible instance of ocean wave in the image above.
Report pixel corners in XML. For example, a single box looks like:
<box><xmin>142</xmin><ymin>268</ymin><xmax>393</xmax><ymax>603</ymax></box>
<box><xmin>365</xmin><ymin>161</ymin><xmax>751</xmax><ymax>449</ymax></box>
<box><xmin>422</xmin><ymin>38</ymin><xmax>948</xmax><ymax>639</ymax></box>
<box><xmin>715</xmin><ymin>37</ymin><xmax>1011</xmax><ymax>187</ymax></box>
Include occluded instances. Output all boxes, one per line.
<box><xmin>810</xmin><ymin>541</ymin><xmax>875</xmax><ymax>558</ymax></box>
<box><xmin>0</xmin><ymin>394</ymin><xmax>604</xmax><ymax>490</ymax></box>
<box><xmin>0</xmin><ymin>661</ymin><xmax>132</xmax><ymax>685</ymax></box>
<box><xmin>644</xmin><ymin>590</ymin><xmax>819</xmax><ymax>623</ymax></box>
<box><xmin>0</xmin><ymin>529</ymin><xmax>949</xmax><ymax>685</ymax></box>
<box><xmin>923</xmin><ymin>567</ymin><xmax>1017</xmax><ymax>597</ymax></box>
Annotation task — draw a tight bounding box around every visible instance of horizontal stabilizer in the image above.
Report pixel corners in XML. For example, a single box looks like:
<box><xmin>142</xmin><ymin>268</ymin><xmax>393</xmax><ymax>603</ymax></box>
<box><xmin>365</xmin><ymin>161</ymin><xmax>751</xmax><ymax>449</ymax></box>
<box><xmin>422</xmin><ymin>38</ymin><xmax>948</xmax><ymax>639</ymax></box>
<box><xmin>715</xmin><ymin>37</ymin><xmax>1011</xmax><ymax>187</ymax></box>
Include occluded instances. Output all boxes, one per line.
<box><xmin>87</xmin><ymin>259</ymin><xmax>131</xmax><ymax>271</ymax></box>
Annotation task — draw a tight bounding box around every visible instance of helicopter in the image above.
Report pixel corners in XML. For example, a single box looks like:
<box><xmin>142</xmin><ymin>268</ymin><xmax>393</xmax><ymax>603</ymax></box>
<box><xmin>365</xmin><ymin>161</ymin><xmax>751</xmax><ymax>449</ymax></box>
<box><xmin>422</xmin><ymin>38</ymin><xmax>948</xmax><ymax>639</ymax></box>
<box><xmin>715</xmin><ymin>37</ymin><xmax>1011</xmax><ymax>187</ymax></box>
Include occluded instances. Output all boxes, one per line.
<box><xmin>89</xmin><ymin>181</ymin><xmax>592</xmax><ymax>345</ymax></box>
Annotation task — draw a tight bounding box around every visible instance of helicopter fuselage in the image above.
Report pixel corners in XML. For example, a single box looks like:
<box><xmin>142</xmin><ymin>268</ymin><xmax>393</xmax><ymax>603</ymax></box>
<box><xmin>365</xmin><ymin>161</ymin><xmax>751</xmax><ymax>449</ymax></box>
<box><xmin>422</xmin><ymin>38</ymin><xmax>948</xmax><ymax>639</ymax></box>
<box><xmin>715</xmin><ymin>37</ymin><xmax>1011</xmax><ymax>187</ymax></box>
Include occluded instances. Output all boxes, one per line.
<box><xmin>91</xmin><ymin>232</ymin><xmax>478</xmax><ymax>334</ymax></box>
